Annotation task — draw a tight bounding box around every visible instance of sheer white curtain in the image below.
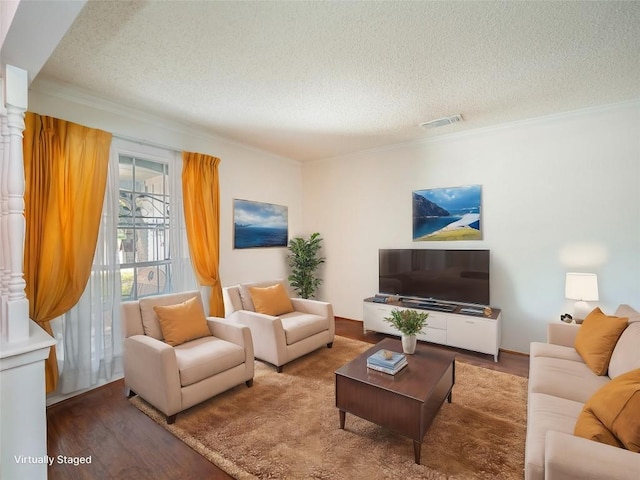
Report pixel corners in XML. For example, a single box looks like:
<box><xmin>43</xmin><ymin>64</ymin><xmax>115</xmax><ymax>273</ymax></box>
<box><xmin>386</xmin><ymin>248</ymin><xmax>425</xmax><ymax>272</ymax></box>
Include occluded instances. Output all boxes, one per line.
<box><xmin>49</xmin><ymin>145</ymin><xmax>121</xmax><ymax>399</ymax></box>
<box><xmin>48</xmin><ymin>141</ymin><xmax>197</xmax><ymax>402</ymax></box>
<box><xmin>168</xmin><ymin>150</ymin><xmax>198</xmax><ymax>294</ymax></box>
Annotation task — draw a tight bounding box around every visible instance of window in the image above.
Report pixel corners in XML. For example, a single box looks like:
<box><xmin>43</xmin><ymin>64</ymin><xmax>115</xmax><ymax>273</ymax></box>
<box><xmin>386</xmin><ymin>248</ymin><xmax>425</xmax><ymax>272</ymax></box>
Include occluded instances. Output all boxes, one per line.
<box><xmin>118</xmin><ymin>155</ymin><xmax>170</xmax><ymax>300</ymax></box>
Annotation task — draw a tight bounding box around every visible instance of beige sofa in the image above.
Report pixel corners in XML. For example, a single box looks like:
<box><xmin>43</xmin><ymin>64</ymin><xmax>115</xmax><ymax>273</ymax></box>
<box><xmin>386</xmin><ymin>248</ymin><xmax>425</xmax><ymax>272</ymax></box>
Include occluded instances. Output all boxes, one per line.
<box><xmin>223</xmin><ymin>280</ymin><xmax>335</xmax><ymax>372</ymax></box>
<box><xmin>122</xmin><ymin>291</ymin><xmax>255</xmax><ymax>423</ymax></box>
<box><xmin>525</xmin><ymin>304</ymin><xmax>640</xmax><ymax>480</ymax></box>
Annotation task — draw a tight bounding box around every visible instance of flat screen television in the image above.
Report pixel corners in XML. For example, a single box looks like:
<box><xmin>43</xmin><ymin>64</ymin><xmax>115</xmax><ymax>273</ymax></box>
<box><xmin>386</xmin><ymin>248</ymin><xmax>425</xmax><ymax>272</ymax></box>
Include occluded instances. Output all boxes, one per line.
<box><xmin>379</xmin><ymin>249</ymin><xmax>490</xmax><ymax>306</ymax></box>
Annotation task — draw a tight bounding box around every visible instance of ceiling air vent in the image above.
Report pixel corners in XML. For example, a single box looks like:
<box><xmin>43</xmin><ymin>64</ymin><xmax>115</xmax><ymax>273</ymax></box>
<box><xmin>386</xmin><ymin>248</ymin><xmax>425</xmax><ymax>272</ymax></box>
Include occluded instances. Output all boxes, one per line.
<box><xmin>420</xmin><ymin>114</ymin><xmax>463</xmax><ymax>129</ymax></box>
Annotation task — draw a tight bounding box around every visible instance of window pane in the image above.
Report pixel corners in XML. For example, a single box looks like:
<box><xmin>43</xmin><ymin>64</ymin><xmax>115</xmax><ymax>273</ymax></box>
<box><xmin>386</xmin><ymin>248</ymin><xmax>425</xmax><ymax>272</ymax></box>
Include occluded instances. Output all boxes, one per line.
<box><xmin>121</xmin><ymin>268</ymin><xmax>135</xmax><ymax>301</ymax></box>
<box><xmin>118</xmin><ymin>154</ymin><xmax>171</xmax><ymax>300</ymax></box>
<box><xmin>136</xmin><ymin>264</ymin><xmax>168</xmax><ymax>298</ymax></box>
<box><xmin>118</xmin><ymin>229</ymin><xmax>135</xmax><ymax>264</ymax></box>
<box><xmin>119</xmin><ymin>192</ymin><xmax>134</xmax><ymax>222</ymax></box>
<box><xmin>135</xmin><ymin>193</ymin><xmax>168</xmax><ymax>221</ymax></box>
<box><xmin>135</xmin><ymin>163</ymin><xmax>165</xmax><ymax>195</ymax></box>
<box><xmin>134</xmin><ymin>228</ymin><xmax>167</xmax><ymax>262</ymax></box>
<box><xmin>119</xmin><ymin>157</ymin><xmax>134</xmax><ymax>191</ymax></box>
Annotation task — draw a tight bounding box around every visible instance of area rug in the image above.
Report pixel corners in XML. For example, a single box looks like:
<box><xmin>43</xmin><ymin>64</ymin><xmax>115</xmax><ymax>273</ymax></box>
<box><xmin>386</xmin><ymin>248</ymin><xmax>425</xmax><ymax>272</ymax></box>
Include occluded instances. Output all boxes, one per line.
<box><xmin>131</xmin><ymin>336</ymin><xmax>528</xmax><ymax>479</ymax></box>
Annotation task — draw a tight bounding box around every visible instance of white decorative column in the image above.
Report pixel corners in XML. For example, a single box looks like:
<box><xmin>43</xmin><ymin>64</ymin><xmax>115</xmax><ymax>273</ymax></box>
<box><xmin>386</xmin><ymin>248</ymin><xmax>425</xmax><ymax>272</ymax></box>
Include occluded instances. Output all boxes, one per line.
<box><xmin>2</xmin><ymin>65</ymin><xmax>29</xmax><ymax>343</ymax></box>
<box><xmin>1</xmin><ymin>78</ymin><xmax>8</xmax><ymax>339</ymax></box>
<box><xmin>0</xmin><ymin>65</ymin><xmax>55</xmax><ymax>480</ymax></box>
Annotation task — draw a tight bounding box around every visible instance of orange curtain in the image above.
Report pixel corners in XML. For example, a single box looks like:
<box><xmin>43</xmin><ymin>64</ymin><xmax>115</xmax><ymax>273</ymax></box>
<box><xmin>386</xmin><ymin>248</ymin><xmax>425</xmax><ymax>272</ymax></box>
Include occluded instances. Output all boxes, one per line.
<box><xmin>23</xmin><ymin>112</ymin><xmax>112</xmax><ymax>393</ymax></box>
<box><xmin>182</xmin><ymin>152</ymin><xmax>223</xmax><ymax>316</ymax></box>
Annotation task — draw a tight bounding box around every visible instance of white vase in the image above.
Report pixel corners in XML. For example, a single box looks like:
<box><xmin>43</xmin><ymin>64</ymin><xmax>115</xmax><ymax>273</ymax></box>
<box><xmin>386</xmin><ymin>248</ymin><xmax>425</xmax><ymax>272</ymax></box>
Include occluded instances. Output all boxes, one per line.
<box><xmin>401</xmin><ymin>334</ymin><xmax>417</xmax><ymax>354</ymax></box>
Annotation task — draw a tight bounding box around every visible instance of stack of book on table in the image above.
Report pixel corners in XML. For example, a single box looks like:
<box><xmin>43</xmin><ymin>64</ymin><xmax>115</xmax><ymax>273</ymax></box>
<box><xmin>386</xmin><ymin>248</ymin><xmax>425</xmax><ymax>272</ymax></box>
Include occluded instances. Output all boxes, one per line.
<box><xmin>367</xmin><ymin>349</ymin><xmax>408</xmax><ymax>375</ymax></box>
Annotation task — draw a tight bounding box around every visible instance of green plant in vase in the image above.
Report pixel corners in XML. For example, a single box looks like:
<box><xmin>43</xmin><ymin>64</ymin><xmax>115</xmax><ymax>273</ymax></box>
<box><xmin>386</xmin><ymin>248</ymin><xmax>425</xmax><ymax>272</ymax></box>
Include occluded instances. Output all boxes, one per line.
<box><xmin>383</xmin><ymin>308</ymin><xmax>429</xmax><ymax>354</ymax></box>
<box><xmin>287</xmin><ymin>232</ymin><xmax>325</xmax><ymax>299</ymax></box>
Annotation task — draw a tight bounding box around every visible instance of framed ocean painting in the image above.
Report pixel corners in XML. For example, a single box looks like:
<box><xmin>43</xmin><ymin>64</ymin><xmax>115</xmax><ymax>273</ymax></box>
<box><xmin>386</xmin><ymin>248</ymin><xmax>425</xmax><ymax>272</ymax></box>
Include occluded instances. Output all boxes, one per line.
<box><xmin>412</xmin><ymin>185</ymin><xmax>482</xmax><ymax>241</ymax></box>
<box><xmin>233</xmin><ymin>199</ymin><xmax>288</xmax><ymax>249</ymax></box>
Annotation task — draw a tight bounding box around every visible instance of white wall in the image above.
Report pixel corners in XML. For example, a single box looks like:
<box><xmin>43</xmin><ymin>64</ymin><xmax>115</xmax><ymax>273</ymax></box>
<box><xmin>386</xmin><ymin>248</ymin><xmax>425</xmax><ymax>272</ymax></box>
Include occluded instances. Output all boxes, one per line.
<box><xmin>302</xmin><ymin>101</ymin><xmax>640</xmax><ymax>353</ymax></box>
<box><xmin>27</xmin><ymin>83</ymin><xmax>640</xmax><ymax>353</ymax></box>
<box><xmin>28</xmin><ymin>81</ymin><xmax>303</xmax><ymax>288</ymax></box>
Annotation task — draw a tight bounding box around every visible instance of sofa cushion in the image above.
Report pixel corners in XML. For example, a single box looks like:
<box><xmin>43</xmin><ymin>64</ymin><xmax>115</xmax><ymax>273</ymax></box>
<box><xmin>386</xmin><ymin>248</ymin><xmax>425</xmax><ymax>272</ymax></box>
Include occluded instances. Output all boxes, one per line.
<box><xmin>529</xmin><ymin>356</ymin><xmax>610</xmax><ymax>403</ymax></box>
<box><xmin>139</xmin><ymin>291</ymin><xmax>202</xmax><ymax>340</ymax></box>
<box><xmin>249</xmin><ymin>283</ymin><xmax>294</xmax><ymax>316</ymax></box>
<box><xmin>280</xmin><ymin>312</ymin><xmax>328</xmax><ymax>345</ymax></box>
<box><xmin>174</xmin><ymin>336</ymin><xmax>246</xmax><ymax>387</ymax></box>
<box><xmin>574</xmin><ymin>307</ymin><xmax>628</xmax><ymax>376</ymax></box>
<box><xmin>238</xmin><ymin>279</ymin><xmax>286</xmax><ymax>312</ymax></box>
<box><xmin>154</xmin><ymin>296</ymin><xmax>212</xmax><ymax>347</ymax></box>
<box><xmin>223</xmin><ymin>286</ymin><xmax>244</xmax><ymax>314</ymax></box>
<box><xmin>609</xmin><ymin>322</ymin><xmax>640</xmax><ymax>379</ymax></box>
<box><xmin>525</xmin><ymin>392</ymin><xmax>585</xmax><ymax>480</ymax></box>
<box><xmin>530</xmin><ymin>342</ymin><xmax>583</xmax><ymax>362</ymax></box>
<box><xmin>574</xmin><ymin>408</ymin><xmax>625</xmax><ymax>449</ymax></box>
<box><xmin>575</xmin><ymin>368</ymin><xmax>640</xmax><ymax>452</ymax></box>
<box><xmin>615</xmin><ymin>304</ymin><xmax>640</xmax><ymax>323</ymax></box>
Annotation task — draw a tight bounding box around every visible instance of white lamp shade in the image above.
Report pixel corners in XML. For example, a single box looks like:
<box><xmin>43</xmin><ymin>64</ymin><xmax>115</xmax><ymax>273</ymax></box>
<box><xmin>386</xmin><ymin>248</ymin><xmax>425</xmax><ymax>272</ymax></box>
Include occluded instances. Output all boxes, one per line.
<box><xmin>565</xmin><ymin>273</ymin><xmax>599</xmax><ymax>301</ymax></box>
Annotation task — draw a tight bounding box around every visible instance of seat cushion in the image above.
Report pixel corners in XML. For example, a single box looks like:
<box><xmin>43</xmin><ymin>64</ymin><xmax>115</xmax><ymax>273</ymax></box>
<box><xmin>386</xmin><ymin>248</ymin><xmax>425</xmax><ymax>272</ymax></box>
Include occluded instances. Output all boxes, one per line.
<box><xmin>525</xmin><ymin>392</ymin><xmax>585</xmax><ymax>480</ymax></box>
<box><xmin>529</xmin><ymin>356</ymin><xmax>610</xmax><ymax>403</ymax></box>
<box><xmin>609</xmin><ymin>322</ymin><xmax>640</xmax><ymax>378</ymax></box>
<box><xmin>174</xmin><ymin>336</ymin><xmax>246</xmax><ymax>387</ymax></box>
<box><xmin>280</xmin><ymin>312</ymin><xmax>328</xmax><ymax>345</ymax></box>
<box><xmin>574</xmin><ymin>307</ymin><xmax>628</xmax><ymax>376</ymax></box>
<box><xmin>153</xmin><ymin>295</ymin><xmax>211</xmax><ymax>346</ymax></box>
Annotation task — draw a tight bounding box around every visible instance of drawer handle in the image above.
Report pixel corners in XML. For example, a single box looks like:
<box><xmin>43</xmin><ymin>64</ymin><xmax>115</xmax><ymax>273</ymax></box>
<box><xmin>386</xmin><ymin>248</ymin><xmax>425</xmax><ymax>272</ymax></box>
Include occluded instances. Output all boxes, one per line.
<box><xmin>465</xmin><ymin>320</ymin><xmax>475</xmax><ymax>324</ymax></box>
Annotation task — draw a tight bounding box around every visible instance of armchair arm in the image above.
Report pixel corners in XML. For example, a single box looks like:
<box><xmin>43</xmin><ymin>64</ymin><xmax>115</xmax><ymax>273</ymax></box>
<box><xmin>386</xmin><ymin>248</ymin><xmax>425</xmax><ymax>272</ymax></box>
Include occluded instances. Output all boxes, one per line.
<box><xmin>123</xmin><ymin>335</ymin><xmax>182</xmax><ymax>417</ymax></box>
<box><xmin>207</xmin><ymin>317</ymin><xmax>255</xmax><ymax>373</ymax></box>
<box><xmin>236</xmin><ymin>310</ymin><xmax>287</xmax><ymax>366</ymax></box>
<box><xmin>545</xmin><ymin>431</ymin><xmax>640</xmax><ymax>480</ymax></box>
<box><xmin>290</xmin><ymin>298</ymin><xmax>335</xmax><ymax>337</ymax></box>
<box><xmin>547</xmin><ymin>322</ymin><xmax>580</xmax><ymax>347</ymax></box>
<box><xmin>290</xmin><ymin>298</ymin><xmax>330</xmax><ymax>316</ymax></box>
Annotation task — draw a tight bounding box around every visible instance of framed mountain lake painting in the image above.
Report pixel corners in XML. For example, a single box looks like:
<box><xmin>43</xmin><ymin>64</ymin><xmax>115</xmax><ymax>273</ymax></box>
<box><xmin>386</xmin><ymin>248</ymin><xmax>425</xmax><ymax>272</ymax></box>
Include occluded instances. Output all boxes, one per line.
<box><xmin>233</xmin><ymin>199</ymin><xmax>288</xmax><ymax>249</ymax></box>
<box><xmin>412</xmin><ymin>185</ymin><xmax>482</xmax><ymax>241</ymax></box>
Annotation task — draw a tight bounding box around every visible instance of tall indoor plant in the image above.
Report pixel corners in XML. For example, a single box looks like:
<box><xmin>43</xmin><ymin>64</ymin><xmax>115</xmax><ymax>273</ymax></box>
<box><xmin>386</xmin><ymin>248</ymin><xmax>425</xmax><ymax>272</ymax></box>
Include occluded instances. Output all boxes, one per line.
<box><xmin>287</xmin><ymin>232</ymin><xmax>325</xmax><ymax>299</ymax></box>
<box><xmin>384</xmin><ymin>308</ymin><xmax>429</xmax><ymax>354</ymax></box>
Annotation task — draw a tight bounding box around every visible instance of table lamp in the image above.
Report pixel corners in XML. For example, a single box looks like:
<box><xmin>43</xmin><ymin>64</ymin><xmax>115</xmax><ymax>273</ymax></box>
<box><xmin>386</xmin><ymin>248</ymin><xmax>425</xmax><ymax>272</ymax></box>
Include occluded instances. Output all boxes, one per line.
<box><xmin>565</xmin><ymin>272</ymin><xmax>599</xmax><ymax>320</ymax></box>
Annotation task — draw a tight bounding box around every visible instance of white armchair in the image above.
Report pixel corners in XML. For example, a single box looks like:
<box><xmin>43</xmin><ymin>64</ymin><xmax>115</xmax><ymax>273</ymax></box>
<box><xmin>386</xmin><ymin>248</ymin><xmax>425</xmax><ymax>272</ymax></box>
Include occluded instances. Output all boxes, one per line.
<box><xmin>223</xmin><ymin>280</ymin><xmax>335</xmax><ymax>372</ymax></box>
<box><xmin>122</xmin><ymin>291</ymin><xmax>254</xmax><ymax>424</ymax></box>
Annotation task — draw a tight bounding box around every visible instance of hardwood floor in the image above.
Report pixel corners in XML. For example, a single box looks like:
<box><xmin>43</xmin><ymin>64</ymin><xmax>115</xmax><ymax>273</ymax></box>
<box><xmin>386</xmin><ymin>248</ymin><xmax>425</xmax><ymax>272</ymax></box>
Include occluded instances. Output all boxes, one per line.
<box><xmin>46</xmin><ymin>317</ymin><xmax>529</xmax><ymax>479</ymax></box>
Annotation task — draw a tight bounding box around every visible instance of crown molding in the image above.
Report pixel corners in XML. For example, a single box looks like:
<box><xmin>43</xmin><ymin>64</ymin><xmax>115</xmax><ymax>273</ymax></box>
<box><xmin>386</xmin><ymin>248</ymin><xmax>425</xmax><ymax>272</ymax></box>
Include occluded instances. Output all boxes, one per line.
<box><xmin>28</xmin><ymin>77</ymin><xmax>302</xmax><ymax>166</ymax></box>
<box><xmin>310</xmin><ymin>98</ymin><xmax>640</xmax><ymax>165</ymax></box>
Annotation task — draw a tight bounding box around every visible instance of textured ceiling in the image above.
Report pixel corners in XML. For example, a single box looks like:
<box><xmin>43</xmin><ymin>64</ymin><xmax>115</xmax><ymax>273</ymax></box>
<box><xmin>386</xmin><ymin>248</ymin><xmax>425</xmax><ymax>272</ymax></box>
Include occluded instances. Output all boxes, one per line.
<box><xmin>34</xmin><ymin>1</ymin><xmax>640</xmax><ymax>162</ymax></box>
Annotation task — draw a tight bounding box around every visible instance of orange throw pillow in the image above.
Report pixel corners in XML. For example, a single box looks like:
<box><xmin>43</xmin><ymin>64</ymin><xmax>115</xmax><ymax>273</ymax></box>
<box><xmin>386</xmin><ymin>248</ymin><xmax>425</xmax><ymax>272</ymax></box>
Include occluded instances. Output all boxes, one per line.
<box><xmin>574</xmin><ymin>307</ymin><xmax>628</xmax><ymax>375</ymax></box>
<box><xmin>249</xmin><ymin>283</ymin><xmax>294</xmax><ymax>316</ymax></box>
<box><xmin>574</xmin><ymin>368</ymin><xmax>640</xmax><ymax>452</ymax></box>
<box><xmin>153</xmin><ymin>296</ymin><xmax>211</xmax><ymax>346</ymax></box>
<box><xmin>574</xmin><ymin>408</ymin><xmax>624</xmax><ymax>449</ymax></box>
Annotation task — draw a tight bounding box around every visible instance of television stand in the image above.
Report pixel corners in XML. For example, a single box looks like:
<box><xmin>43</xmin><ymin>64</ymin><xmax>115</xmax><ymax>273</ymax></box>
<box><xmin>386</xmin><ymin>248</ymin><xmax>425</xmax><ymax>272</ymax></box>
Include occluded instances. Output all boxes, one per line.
<box><xmin>363</xmin><ymin>297</ymin><xmax>502</xmax><ymax>361</ymax></box>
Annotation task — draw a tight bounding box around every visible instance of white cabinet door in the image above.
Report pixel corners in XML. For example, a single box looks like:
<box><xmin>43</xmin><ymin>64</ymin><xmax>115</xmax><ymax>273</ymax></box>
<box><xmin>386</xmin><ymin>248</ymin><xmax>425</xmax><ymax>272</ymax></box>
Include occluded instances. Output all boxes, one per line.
<box><xmin>417</xmin><ymin>311</ymin><xmax>447</xmax><ymax>344</ymax></box>
<box><xmin>446</xmin><ymin>314</ymin><xmax>499</xmax><ymax>357</ymax></box>
<box><xmin>362</xmin><ymin>302</ymin><xmax>397</xmax><ymax>335</ymax></box>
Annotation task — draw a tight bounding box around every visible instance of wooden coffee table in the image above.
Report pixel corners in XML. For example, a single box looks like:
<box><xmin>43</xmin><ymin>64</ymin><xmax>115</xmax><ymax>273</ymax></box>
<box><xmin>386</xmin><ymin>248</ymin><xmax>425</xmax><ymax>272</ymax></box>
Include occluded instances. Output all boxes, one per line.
<box><xmin>335</xmin><ymin>338</ymin><xmax>456</xmax><ymax>464</ymax></box>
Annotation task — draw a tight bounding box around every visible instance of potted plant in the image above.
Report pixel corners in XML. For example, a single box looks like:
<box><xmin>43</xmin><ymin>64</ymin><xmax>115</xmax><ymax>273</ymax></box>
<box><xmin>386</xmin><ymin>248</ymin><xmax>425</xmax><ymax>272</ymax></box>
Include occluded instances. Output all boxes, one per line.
<box><xmin>287</xmin><ymin>232</ymin><xmax>325</xmax><ymax>299</ymax></box>
<box><xmin>383</xmin><ymin>308</ymin><xmax>429</xmax><ymax>354</ymax></box>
